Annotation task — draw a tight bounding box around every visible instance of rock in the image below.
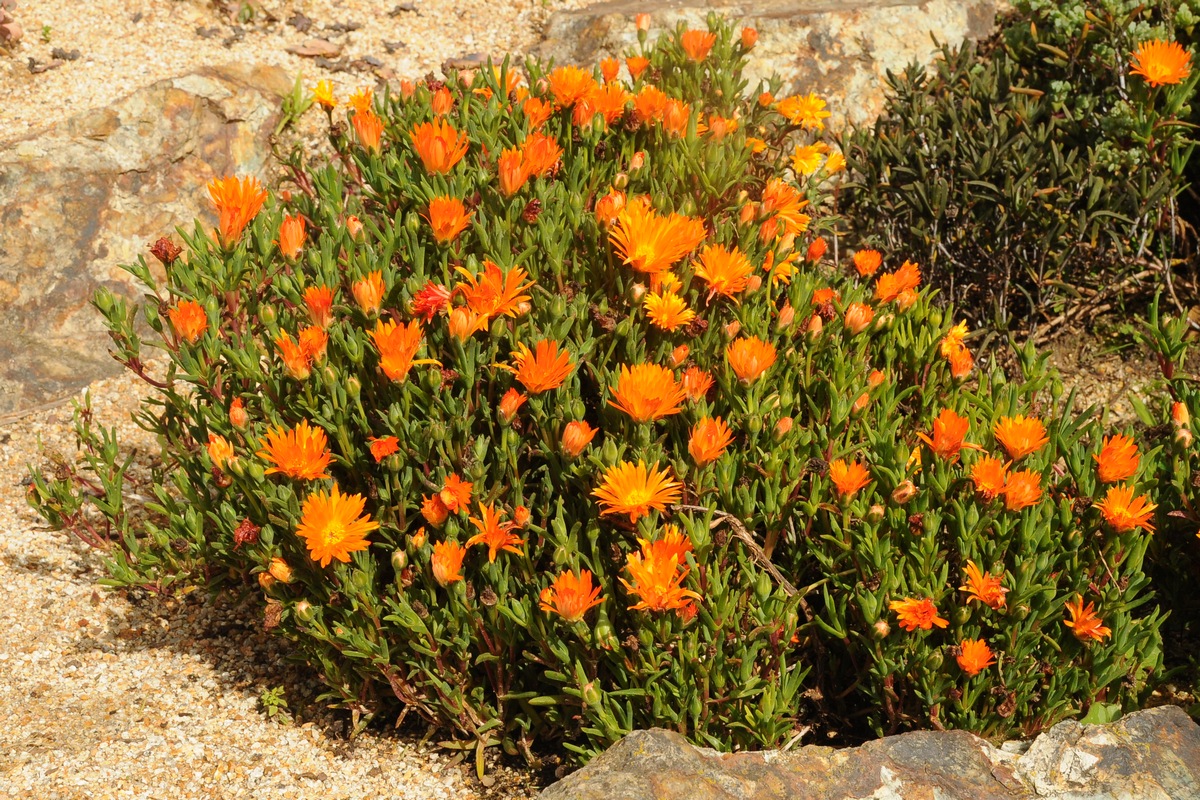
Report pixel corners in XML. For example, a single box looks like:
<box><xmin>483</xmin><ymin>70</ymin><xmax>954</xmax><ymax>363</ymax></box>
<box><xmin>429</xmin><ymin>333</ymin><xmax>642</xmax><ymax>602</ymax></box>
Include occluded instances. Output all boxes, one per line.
<box><xmin>0</xmin><ymin>64</ymin><xmax>290</xmax><ymax>416</ymax></box>
<box><xmin>539</xmin><ymin>0</ymin><xmax>1006</xmax><ymax>130</ymax></box>
<box><xmin>540</xmin><ymin>706</ymin><xmax>1200</xmax><ymax>800</ymax></box>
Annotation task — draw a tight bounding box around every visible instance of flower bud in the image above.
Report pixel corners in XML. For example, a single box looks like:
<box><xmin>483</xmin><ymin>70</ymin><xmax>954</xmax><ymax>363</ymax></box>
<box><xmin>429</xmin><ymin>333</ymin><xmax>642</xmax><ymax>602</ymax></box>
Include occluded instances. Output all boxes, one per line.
<box><xmin>724</xmin><ymin>320</ymin><xmax>741</xmax><ymax>338</ymax></box>
<box><xmin>499</xmin><ymin>388</ymin><xmax>527</xmax><ymax>422</ymax></box>
<box><xmin>774</xmin><ymin>417</ymin><xmax>793</xmax><ymax>439</ymax></box>
<box><xmin>896</xmin><ymin>289</ymin><xmax>918</xmax><ymax>311</ymax></box>
<box><xmin>779</xmin><ymin>232</ymin><xmax>797</xmax><ymax>253</ymax></box>
<box><xmin>612</xmin><ymin>171</ymin><xmax>629</xmax><ymax>190</ymax></box>
<box><xmin>582</xmin><ymin>681</ymin><xmax>602</xmax><ymax>707</ymax></box>
<box><xmin>671</xmin><ymin>344</ymin><xmax>689</xmax><ymax>367</ymax></box>
<box><xmin>562</xmin><ymin>420</ymin><xmax>598</xmax><ymax>457</ymax></box>
<box><xmin>229</xmin><ymin>397</ymin><xmax>248</xmax><ymax>429</ymax></box>
<box><xmin>635</xmin><ymin>13</ymin><xmax>651</xmax><ymax>32</ymax></box>
<box><xmin>268</xmin><ymin>557</ymin><xmax>294</xmax><ymax>584</ymax></box>
<box><xmin>873</xmin><ymin>312</ymin><xmax>895</xmax><ymax>331</ymax></box>
<box><xmin>410</xmin><ymin>527</ymin><xmax>427</xmax><ymax>549</ymax></box>
<box><xmin>758</xmin><ymin>91</ymin><xmax>774</xmax><ymax>107</ymax></box>
<box><xmin>257</xmin><ymin>571</ymin><xmax>276</xmax><ymax>591</ymax></box>
<box><xmin>745</xmin><ymin>275</ymin><xmax>762</xmax><ymax>293</ymax></box>
<box><xmin>807</xmin><ymin>314</ymin><xmax>823</xmax><ymax>338</ymax></box>
<box><xmin>868</xmin><ymin>369</ymin><xmax>886</xmax><ymax>389</ymax></box>
<box><xmin>739</xmin><ymin>203</ymin><xmax>756</xmax><ymax>224</ymax></box>
<box><xmin>1177</xmin><ymin>427</ymin><xmax>1194</xmax><ymax>447</ymax></box>
<box><xmin>630</xmin><ymin>282</ymin><xmax>647</xmax><ymax>302</ymax></box>
<box><xmin>776</xmin><ymin>303</ymin><xmax>795</xmax><ymax>331</ymax></box>
<box><xmin>891</xmin><ymin>480</ymin><xmax>917</xmax><ymax>505</ymax></box>
<box><xmin>741</xmin><ymin>26</ymin><xmax>758</xmax><ymax>49</ymax></box>
<box><xmin>873</xmin><ymin>619</ymin><xmax>890</xmax><ymax>639</ymax></box>
<box><xmin>1173</xmin><ymin>401</ymin><xmax>1190</xmax><ymax>427</ymax></box>
<box><xmin>851</xmin><ymin>392</ymin><xmax>869</xmax><ymax>414</ymax></box>
<box><xmin>867</xmin><ymin>504</ymin><xmax>885</xmax><ymax>523</ymax></box>
<box><xmin>629</xmin><ymin>151</ymin><xmax>645</xmax><ymax>170</ymax></box>
<box><xmin>806</xmin><ymin>237</ymin><xmax>827</xmax><ymax>262</ymax></box>
<box><xmin>295</xmin><ymin>600</ymin><xmax>316</xmax><ymax>622</ymax></box>
<box><xmin>513</xmin><ymin>506</ymin><xmax>531</xmax><ymax>527</ymax></box>
<box><xmin>391</xmin><ymin>549</ymin><xmax>408</xmax><ymax>572</ymax></box>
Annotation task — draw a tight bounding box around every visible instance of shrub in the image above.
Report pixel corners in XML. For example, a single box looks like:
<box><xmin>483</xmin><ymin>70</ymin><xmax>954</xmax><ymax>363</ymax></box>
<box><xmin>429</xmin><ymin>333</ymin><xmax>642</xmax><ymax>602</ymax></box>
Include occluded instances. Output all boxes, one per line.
<box><xmin>840</xmin><ymin>1</ymin><xmax>1198</xmax><ymax>330</ymax></box>
<box><xmin>28</xmin><ymin>16</ymin><xmax>1172</xmax><ymax>761</ymax></box>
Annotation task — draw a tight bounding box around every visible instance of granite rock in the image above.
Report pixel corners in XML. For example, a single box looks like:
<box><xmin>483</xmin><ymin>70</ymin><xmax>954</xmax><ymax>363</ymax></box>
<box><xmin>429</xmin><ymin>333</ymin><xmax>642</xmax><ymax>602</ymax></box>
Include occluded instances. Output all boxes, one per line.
<box><xmin>0</xmin><ymin>64</ymin><xmax>289</xmax><ymax>415</ymax></box>
<box><xmin>540</xmin><ymin>706</ymin><xmax>1200</xmax><ymax>800</ymax></box>
<box><xmin>539</xmin><ymin>0</ymin><xmax>1006</xmax><ymax>130</ymax></box>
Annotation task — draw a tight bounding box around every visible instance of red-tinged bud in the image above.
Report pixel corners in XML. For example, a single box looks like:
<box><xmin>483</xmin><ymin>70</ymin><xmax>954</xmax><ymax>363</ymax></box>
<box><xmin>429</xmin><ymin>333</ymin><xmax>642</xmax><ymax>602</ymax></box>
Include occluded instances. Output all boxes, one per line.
<box><xmin>1177</xmin><ymin>427</ymin><xmax>1194</xmax><ymax>447</ymax></box>
<box><xmin>868</xmin><ymin>369</ymin><xmax>885</xmax><ymax>389</ymax></box>
<box><xmin>896</xmin><ymin>288</ymin><xmax>918</xmax><ymax>311</ymax></box>
<box><xmin>759</xmin><ymin>91</ymin><xmax>774</xmax><ymax>107</ymax></box>
<box><xmin>807</xmin><ymin>314</ymin><xmax>823</xmax><ymax>338</ymax></box>
<box><xmin>513</xmin><ymin>505</ymin><xmax>531</xmax><ymax>527</ymax></box>
<box><xmin>229</xmin><ymin>397</ymin><xmax>248</xmax><ymax>429</ymax></box>
<box><xmin>410</xmin><ymin>527</ymin><xmax>428</xmax><ymax>549</ymax></box>
<box><xmin>741</xmin><ymin>26</ymin><xmax>758</xmax><ymax>49</ymax></box>
<box><xmin>776</xmin><ymin>304</ymin><xmax>795</xmax><ymax>330</ymax></box>
<box><xmin>873</xmin><ymin>619</ymin><xmax>890</xmax><ymax>639</ymax></box>
<box><xmin>779</xmin><ymin>232</ymin><xmax>797</xmax><ymax>252</ymax></box>
<box><xmin>739</xmin><ymin>203</ymin><xmax>756</xmax><ymax>224</ymax></box>
<box><xmin>635</xmin><ymin>13</ymin><xmax>651</xmax><ymax>31</ymax></box>
<box><xmin>745</xmin><ymin>275</ymin><xmax>762</xmax><ymax>293</ymax></box>
<box><xmin>257</xmin><ymin>572</ymin><xmax>276</xmax><ymax>590</ymax></box>
<box><xmin>671</xmin><ymin>345</ymin><xmax>689</xmax><ymax>367</ymax></box>
<box><xmin>724</xmin><ymin>320</ymin><xmax>741</xmax><ymax>338</ymax></box>
<box><xmin>1173</xmin><ymin>402</ymin><xmax>1190</xmax><ymax>427</ymax></box>
<box><xmin>268</xmin><ymin>557</ymin><xmax>294</xmax><ymax>584</ymax></box>
<box><xmin>852</xmin><ymin>392</ymin><xmax>869</xmax><ymax>414</ymax></box>
<box><xmin>807</xmin><ymin>237</ymin><xmax>827</xmax><ymax>262</ymax></box>
<box><xmin>774</xmin><ymin>417</ymin><xmax>793</xmax><ymax>439</ymax></box>
<box><xmin>499</xmin><ymin>388</ymin><xmax>527</xmax><ymax>422</ymax></box>
<box><xmin>630</xmin><ymin>283</ymin><xmax>647</xmax><ymax>302</ymax></box>
<box><xmin>629</xmin><ymin>151</ymin><xmax>645</xmax><ymax>170</ymax></box>
<box><xmin>562</xmin><ymin>420</ymin><xmax>598</xmax><ymax>457</ymax></box>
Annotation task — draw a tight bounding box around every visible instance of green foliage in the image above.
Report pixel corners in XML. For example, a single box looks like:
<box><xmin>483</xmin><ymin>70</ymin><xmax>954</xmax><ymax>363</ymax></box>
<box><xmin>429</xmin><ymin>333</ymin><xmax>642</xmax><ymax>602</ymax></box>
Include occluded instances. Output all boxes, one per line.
<box><xmin>840</xmin><ymin>1</ymin><xmax>1198</xmax><ymax>329</ymax></box>
<box><xmin>260</xmin><ymin>686</ymin><xmax>292</xmax><ymax>724</ymax></box>
<box><xmin>26</xmin><ymin>16</ymin><xmax>1174</xmax><ymax>762</ymax></box>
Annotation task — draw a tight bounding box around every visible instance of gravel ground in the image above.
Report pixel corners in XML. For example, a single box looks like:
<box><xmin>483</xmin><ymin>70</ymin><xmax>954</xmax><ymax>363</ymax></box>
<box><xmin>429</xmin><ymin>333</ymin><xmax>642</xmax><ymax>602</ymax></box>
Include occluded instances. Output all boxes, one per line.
<box><xmin>1</xmin><ymin>367</ymin><xmax>542</xmax><ymax>799</ymax></box>
<box><xmin>0</xmin><ymin>0</ymin><xmax>589</xmax><ymax>140</ymax></box>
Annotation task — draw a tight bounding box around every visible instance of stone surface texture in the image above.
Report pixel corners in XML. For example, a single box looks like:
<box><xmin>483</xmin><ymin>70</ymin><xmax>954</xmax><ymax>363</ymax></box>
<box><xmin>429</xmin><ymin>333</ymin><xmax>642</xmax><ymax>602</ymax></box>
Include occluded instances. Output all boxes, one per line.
<box><xmin>0</xmin><ymin>64</ymin><xmax>289</xmax><ymax>416</ymax></box>
<box><xmin>539</xmin><ymin>705</ymin><xmax>1200</xmax><ymax>799</ymax></box>
<box><xmin>540</xmin><ymin>0</ymin><xmax>1006</xmax><ymax>129</ymax></box>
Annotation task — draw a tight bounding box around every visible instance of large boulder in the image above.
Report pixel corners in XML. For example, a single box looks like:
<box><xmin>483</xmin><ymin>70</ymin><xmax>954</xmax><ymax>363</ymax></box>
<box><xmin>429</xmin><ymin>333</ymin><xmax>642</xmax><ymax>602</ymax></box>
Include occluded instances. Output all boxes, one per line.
<box><xmin>540</xmin><ymin>705</ymin><xmax>1200</xmax><ymax>800</ymax></box>
<box><xmin>539</xmin><ymin>0</ymin><xmax>1006</xmax><ymax>129</ymax></box>
<box><xmin>0</xmin><ymin>64</ymin><xmax>290</xmax><ymax>416</ymax></box>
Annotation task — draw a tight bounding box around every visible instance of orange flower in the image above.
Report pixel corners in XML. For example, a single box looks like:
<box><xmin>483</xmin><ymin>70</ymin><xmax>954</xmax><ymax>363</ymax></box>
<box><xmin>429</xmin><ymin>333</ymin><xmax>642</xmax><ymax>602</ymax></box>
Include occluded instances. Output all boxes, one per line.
<box><xmin>207</xmin><ymin>433</ymin><xmax>234</xmax><ymax>470</ymax></box>
<box><xmin>370</xmin><ymin>319</ymin><xmax>425</xmax><ymax>383</ymax></box>
<box><xmin>635</xmin><ymin>12</ymin><xmax>651</xmax><ymax>31</ymax></box>
<box><xmin>1094</xmin><ymin>434</ymin><xmax>1139</xmax><ymax>484</ymax></box>
<box><xmin>600</xmin><ymin>57</ymin><xmax>620</xmax><ymax>83</ymax></box>
<box><xmin>426</xmin><ymin>196</ymin><xmax>472</xmax><ymax>243</ymax></box>
<box><xmin>497</xmin><ymin>147</ymin><xmax>530</xmax><ymax>197</ymax></box>
<box><xmin>593</xmin><ymin>460</ymin><xmax>682</xmax><ymax>523</ymax></box>
<box><xmin>466</xmin><ymin>503</ymin><xmax>525</xmax><ymax>562</ymax></box>
<box><xmin>644</xmin><ymin>290</ymin><xmax>696</xmax><ymax>332</ymax></box>
<box><xmin>295</xmin><ymin>483</ymin><xmax>378</xmax><ymax>567</ymax></box>
<box><xmin>621</xmin><ymin>537</ymin><xmax>700</xmax><ymax>612</ymax></box>
<box><xmin>207</xmin><ymin>176</ymin><xmax>267</xmax><ymax>245</ymax></box>
<box><xmin>662</xmin><ymin>99</ymin><xmax>691</xmax><ymax>136</ymax></box>
<box><xmin>875</xmin><ymin>260</ymin><xmax>921</xmax><ymax>303</ymax></box>
<box><xmin>947</xmin><ymin>344</ymin><xmax>974</xmax><ymax>379</ymax></box>
<box><xmin>608</xmin><ymin>363</ymin><xmax>687</xmax><ymax>422</ymax></box>
<box><xmin>595</xmin><ymin>188</ymin><xmax>626</xmax><ymax>227</ymax></box>
<box><xmin>776</xmin><ymin>93</ymin><xmax>830</xmax><ymax>130</ymax></box>
<box><xmin>430</xmin><ymin>86</ymin><xmax>454</xmax><ymax>115</ymax></box>
<box><xmin>547</xmin><ymin>65</ymin><xmax>598</xmax><ymax>108</ymax></box>
<box><xmin>1130</xmin><ymin>39</ymin><xmax>1192</xmax><ymax>87</ymax></box>
<box><xmin>347</xmin><ymin>87</ymin><xmax>373</xmax><ymax>115</ymax></box>
<box><xmin>853</xmin><ymin>249</ymin><xmax>882</xmax><ymax>277</ymax></box>
<box><xmin>369</xmin><ymin>436</ymin><xmax>399</xmax><ymax>462</ymax></box>
<box><xmin>994</xmin><ymin>415</ymin><xmax>1049</xmax><ymax>460</ymax></box>
<box><xmin>689</xmin><ymin>417</ymin><xmax>734</xmax><ymax>466</ymax></box>
<box><xmin>829</xmin><ymin>459</ymin><xmax>871</xmax><ymax>497</ymax></box>
<box><xmin>670</xmin><ymin>345</ymin><xmax>689</xmax><ymax>367</ymax></box>
<box><xmin>522</xmin><ymin>96</ymin><xmax>553</xmax><ymax>129</ymax></box>
<box><xmin>632</xmin><ymin>85</ymin><xmax>669</xmax><ymax>123</ymax></box>
<box><xmin>693</xmin><ymin>244</ymin><xmax>754</xmax><ymax>298</ymax></box>
<box><xmin>681</xmin><ymin>366</ymin><xmax>714</xmax><ymax>401</ymax></box>
<box><xmin>448</xmin><ymin>307</ymin><xmax>485</xmax><ymax>341</ymax></box>
<box><xmin>275</xmin><ymin>331</ymin><xmax>312</xmax><ymax>379</ymax></box>
<box><xmin>168</xmin><ymin>300</ymin><xmax>208</xmax><ymax>343</ymax></box>
<box><xmin>889</xmin><ymin>597</ymin><xmax>948</xmax><ymax>631</ymax></box>
<box><xmin>431</xmin><ymin>540</ymin><xmax>466</xmax><ymax>586</ymax></box>
<box><xmin>455</xmin><ymin>261</ymin><xmax>533</xmax><ymax>321</ymax></box>
<box><xmin>609</xmin><ymin>198</ymin><xmax>706</xmax><ymax>275</ymax></box>
<box><xmin>1097</xmin><ymin>485</ymin><xmax>1157</xmax><ymax>533</ymax></box>
<box><xmin>258</xmin><ymin>420</ymin><xmax>332</xmax><ymax>480</ymax></box>
<box><xmin>680</xmin><ymin>29</ymin><xmax>716</xmax><ymax>62</ymax></box>
<box><xmin>957</xmin><ymin>639</ymin><xmax>996</xmax><ymax>677</ymax></box>
<box><xmin>512</xmin><ymin>339</ymin><xmax>574</xmax><ymax>393</ymax></box>
<box><xmin>352</xmin><ymin>109</ymin><xmax>384</xmax><ymax>152</ymax></box>
<box><xmin>562</xmin><ymin>420</ymin><xmax>599</xmax><ymax>457</ymax></box>
<box><xmin>303</xmin><ymin>285</ymin><xmax>335</xmax><ymax>328</ymax></box>
<box><xmin>917</xmin><ymin>409</ymin><xmax>973</xmax><ymax>462</ymax></box>
<box><xmin>844</xmin><ymin>302</ymin><xmax>874</xmax><ymax>334</ymax></box>
<box><xmin>758</xmin><ymin>179</ymin><xmax>811</xmax><ymax>236</ymax></box>
<box><xmin>411</xmin><ymin>281</ymin><xmax>452</xmax><ymax>321</ymax></box>
<box><xmin>540</xmin><ymin>570</ymin><xmax>604</xmax><ymax>622</ymax></box>
<box><xmin>499</xmin><ymin>388</ymin><xmax>527</xmax><ymax>421</ymax></box>
<box><xmin>421</xmin><ymin>494</ymin><xmax>450</xmax><ymax>527</ymax></box>
<box><xmin>410</xmin><ymin>119</ymin><xmax>469</xmax><ymax>173</ymax></box>
<box><xmin>807</xmin><ymin>238</ymin><xmax>828</xmax><ymax>262</ymax></box>
<box><xmin>352</xmin><ymin>271</ymin><xmax>386</xmax><ymax>315</ymax></box>
<box><xmin>959</xmin><ymin>561</ymin><xmax>1008</xmax><ymax>610</ymax></box>
<box><xmin>1063</xmin><ymin>595</ymin><xmax>1112</xmax><ymax>643</ymax></box>
<box><xmin>726</xmin><ymin>336</ymin><xmax>777</xmax><ymax>383</ymax></box>
<box><xmin>520</xmin><ymin>131</ymin><xmax>563</xmax><ymax>177</ymax></box>
<box><xmin>1003</xmin><ymin>469</ymin><xmax>1042</xmax><ymax>511</ymax></box>
<box><xmin>279</xmin><ymin>214</ymin><xmax>307</xmax><ymax>259</ymax></box>
<box><xmin>440</xmin><ymin>474</ymin><xmax>474</xmax><ymax>513</ymax></box>
<box><xmin>971</xmin><ymin>456</ymin><xmax>1008</xmax><ymax>500</ymax></box>
<box><xmin>574</xmin><ymin>83</ymin><xmax>630</xmax><ymax>128</ymax></box>
<box><xmin>626</xmin><ymin>55</ymin><xmax>650</xmax><ymax>81</ymax></box>
<box><xmin>741</xmin><ymin>26</ymin><xmax>758</xmax><ymax>49</ymax></box>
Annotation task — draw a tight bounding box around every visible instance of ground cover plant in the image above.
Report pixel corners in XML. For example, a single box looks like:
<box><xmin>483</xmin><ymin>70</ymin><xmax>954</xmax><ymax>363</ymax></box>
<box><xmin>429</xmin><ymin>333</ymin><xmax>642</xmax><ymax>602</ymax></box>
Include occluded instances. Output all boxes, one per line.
<box><xmin>841</xmin><ymin>0</ymin><xmax>1199</xmax><ymax>332</ymax></box>
<box><xmin>27</xmin><ymin>15</ymin><xmax>1193</xmax><ymax>764</ymax></box>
